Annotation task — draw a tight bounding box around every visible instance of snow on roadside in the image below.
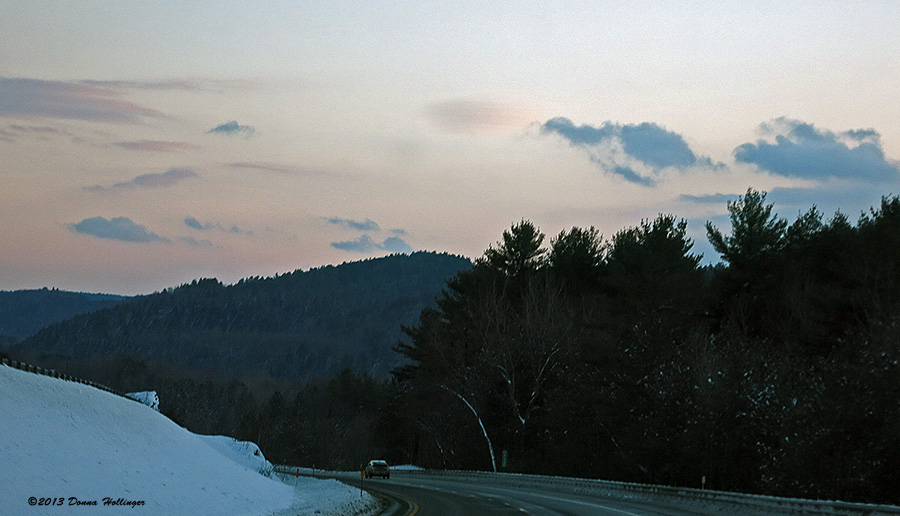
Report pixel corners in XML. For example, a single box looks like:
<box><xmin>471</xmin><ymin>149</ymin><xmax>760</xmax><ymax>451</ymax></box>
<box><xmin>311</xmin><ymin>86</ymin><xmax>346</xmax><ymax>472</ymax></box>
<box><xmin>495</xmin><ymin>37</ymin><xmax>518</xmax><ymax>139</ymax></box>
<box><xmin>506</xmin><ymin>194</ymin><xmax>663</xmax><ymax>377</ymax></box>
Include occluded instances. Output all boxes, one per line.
<box><xmin>390</xmin><ymin>464</ymin><xmax>424</xmax><ymax>471</ymax></box>
<box><xmin>0</xmin><ymin>365</ymin><xmax>373</xmax><ymax>515</ymax></box>
<box><xmin>125</xmin><ymin>390</ymin><xmax>159</xmax><ymax>411</ymax></box>
<box><xmin>198</xmin><ymin>435</ymin><xmax>275</xmax><ymax>477</ymax></box>
<box><xmin>272</xmin><ymin>474</ymin><xmax>380</xmax><ymax>516</ymax></box>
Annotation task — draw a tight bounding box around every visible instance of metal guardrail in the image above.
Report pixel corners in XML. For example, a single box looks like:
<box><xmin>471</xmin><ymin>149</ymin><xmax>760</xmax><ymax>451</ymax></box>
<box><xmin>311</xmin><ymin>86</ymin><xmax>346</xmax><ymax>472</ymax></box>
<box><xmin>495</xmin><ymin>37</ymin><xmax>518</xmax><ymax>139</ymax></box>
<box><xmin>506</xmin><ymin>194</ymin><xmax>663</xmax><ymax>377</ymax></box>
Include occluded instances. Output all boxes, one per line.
<box><xmin>11</xmin><ymin>354</ymin><xmax>889</xmax><ymax>516</ymax></box>
<box><xmin>7</xmin><ymin>354</ymin><xmax>895</xmax><ymax>515</ymax></box>
<box><xmin>275</xmin><ymin>465</ymin><xmax>900</xmax><ymax>516</ymax></box>
<box><xmin>1</xmin><ymin>357</ymin><xmax>137</xmax><ymax>402</ymax></box>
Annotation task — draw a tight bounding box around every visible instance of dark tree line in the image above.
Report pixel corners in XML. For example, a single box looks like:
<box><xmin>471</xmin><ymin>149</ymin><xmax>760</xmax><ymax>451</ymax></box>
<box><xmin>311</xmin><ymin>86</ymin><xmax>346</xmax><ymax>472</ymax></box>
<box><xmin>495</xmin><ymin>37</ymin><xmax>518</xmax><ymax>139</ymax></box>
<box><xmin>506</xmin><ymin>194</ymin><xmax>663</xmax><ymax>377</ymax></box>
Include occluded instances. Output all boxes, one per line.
<box><xmin>15</xmin><ymin>252</ymin><xmax>472</xmax><ymax>383</ymax></box>
<box><xmin>7</xmin><ymin>189</ymin><xmax>898</xmax><ymax>505</ymax></box>
<box><xmin>0</xmin><ymin>288</ymin><xmax>128</xmax><ymax>340</ymax></box>
<box><xmin>393</xmin><ymin>189</ymin><xmax>900</xmax><ymax>504</ymax></box>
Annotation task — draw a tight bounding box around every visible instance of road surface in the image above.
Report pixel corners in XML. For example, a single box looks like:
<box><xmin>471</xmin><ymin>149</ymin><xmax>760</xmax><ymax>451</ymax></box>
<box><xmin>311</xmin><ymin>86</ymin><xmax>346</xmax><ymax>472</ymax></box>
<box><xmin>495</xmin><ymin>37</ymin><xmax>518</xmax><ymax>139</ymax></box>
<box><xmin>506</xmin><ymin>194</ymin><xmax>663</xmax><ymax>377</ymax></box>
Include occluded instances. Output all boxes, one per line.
<box><xmin>332</xmin><ymin>472</ymin><xmax>712</xmax><ymax>516</ymax></box>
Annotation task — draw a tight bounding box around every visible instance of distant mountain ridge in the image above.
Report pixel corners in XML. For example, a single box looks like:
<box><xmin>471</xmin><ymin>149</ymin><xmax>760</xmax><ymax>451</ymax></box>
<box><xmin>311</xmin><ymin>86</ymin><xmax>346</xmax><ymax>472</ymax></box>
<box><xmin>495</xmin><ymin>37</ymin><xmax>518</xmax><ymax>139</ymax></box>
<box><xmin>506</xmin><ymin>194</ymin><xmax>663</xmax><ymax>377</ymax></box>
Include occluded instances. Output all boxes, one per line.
<box><xmin>14</xmin><ymin>252</ymin><xmax>472</xmax><ymax>382</ymax></box>
<box><xmin>0</xmin><ymin>288</ymin><xmax>130</xmax><ymax>340</ymax></box>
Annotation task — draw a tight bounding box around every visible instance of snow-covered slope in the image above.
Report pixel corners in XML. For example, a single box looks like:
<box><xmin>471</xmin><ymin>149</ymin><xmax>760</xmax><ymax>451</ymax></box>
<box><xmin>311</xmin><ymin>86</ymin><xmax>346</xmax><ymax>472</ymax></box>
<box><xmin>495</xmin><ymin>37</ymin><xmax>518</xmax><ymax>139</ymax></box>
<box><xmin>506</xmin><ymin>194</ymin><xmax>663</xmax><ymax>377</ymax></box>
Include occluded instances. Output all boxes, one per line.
<box><xmin>198</xmin><ymin>435</ymin><xmax>274</xmax><ymax>476</ymax></box>
<box><xmin>0</xmin><ymin>365</ymin><xmax>371</xmax><ymax>515</ymax></box>
<box><xmin>125</xmin><ymin>390</ymin><xmax>159</xmax><ymax>411</ymax></box>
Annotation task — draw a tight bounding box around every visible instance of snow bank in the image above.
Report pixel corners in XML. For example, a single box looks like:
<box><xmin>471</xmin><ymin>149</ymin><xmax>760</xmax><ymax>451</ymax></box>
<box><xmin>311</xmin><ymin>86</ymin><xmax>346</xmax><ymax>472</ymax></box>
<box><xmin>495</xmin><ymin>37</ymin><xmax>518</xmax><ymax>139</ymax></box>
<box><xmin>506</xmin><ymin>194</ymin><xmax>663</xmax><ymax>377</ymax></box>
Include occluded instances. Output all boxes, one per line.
<box><xmin>125</xmin><ymin>390</ymin><xmax>159</xmax><ymax>411</ymax></box>
<box><xmin>273</xmin><ymin>475</ymin><xmax>380</xmax><ymax>516</ymax></box>
<box><xmin>198</xmin><ymin>435</ymin><xmax>274</xmax><ymax>476</ymax></box>
<box><xmin>0</xmin><ymin>365</ymin><xmax>371</xmax><ymax>515</ymax></box>
<box><xmin>390</xmin><ymin>464</ymin><xmax>424</xmax><ymax>471</ymax></box>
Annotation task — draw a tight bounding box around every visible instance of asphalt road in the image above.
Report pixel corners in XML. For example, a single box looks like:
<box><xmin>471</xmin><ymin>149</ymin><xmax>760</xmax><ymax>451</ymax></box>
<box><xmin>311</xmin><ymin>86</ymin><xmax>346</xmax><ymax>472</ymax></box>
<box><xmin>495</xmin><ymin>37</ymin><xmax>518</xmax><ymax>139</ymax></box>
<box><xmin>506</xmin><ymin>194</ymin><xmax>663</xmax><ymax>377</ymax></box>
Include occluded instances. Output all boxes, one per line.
<box><xmin>335</xmin><ymin>473</ymin><xmax>710</xmax><ymax>516</ymax></box>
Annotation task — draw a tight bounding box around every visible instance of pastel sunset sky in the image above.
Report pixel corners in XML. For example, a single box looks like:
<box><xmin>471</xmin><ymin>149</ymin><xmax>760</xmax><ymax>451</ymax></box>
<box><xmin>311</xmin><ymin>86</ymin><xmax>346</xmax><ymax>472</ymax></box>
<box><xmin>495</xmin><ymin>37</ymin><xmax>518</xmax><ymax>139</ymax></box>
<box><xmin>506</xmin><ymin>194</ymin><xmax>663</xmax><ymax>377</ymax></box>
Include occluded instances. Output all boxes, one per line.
<box><xmin>2</xmin><ymin>1</ymin><xmax>899</xmax><ymax>295</ymax></box>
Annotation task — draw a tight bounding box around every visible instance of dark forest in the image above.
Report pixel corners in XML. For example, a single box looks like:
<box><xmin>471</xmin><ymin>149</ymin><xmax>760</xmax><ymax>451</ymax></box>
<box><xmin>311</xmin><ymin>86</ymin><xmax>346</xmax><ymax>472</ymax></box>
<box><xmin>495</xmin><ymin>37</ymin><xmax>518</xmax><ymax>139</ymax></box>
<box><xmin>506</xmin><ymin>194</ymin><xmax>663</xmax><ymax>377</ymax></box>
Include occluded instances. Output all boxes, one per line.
<box><xmin>6</xmin><ymin>189</ymin><xmax>898</xmax><ymax>505</ymax></box>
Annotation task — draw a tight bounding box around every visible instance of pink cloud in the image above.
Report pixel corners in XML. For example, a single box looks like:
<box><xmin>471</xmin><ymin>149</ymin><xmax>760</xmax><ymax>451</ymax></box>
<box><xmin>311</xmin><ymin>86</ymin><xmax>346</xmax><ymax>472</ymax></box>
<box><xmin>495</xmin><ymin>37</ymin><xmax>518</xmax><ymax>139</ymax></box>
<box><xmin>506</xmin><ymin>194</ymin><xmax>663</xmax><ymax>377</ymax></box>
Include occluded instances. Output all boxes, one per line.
<box><xmin>115</xmin><ymin>168</ymin><xmax>197</xmax><ymax>188</ymax></box>
<box><xmin>426</xmin><ymin>99</ymin><xmax>528</xmax><ymax>133</ymax></box>
<box><xmin>114</xmin><ymin>140</ymin><xmax>197</xmax><ymax>152</ymax></box>
<box><xmin>86</xmin><ymin>168</ymin><xmax>198</xmax><ymax>191</ymax></box>
<box><xmin>0</xmin><ymin>78</ymin><xmax>163</xmax><ymax>123</ymax></box>
<box><xmin>226</xmin><ymin>162</ymin><xmax>330</xmax><ymax>177</ymax></box>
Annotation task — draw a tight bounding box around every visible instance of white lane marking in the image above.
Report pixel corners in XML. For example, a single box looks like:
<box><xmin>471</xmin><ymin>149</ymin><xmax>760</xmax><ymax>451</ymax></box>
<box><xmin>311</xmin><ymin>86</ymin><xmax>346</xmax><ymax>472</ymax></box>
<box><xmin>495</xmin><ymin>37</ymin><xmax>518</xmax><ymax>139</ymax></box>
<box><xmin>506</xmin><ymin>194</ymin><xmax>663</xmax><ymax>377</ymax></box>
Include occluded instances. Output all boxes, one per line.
<box><xmin>525</xmin><ymin>492</ymin><xmax>644</xmax><ymax>516</ymax></box>
<box><xmin>388</xmin><ymin>476</ymin><xmax>646</xmax><ymax>516</ymax></box>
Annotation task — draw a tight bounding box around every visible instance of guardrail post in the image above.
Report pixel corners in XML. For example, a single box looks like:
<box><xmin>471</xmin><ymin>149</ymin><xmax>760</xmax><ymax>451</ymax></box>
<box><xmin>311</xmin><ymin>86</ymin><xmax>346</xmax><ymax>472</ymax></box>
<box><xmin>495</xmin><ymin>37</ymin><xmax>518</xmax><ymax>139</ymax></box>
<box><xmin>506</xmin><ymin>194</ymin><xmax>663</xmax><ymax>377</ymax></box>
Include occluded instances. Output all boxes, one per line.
<box><xmin>2</xmin><ymin>357</ymin><xmax>135</xmax><ymax>404</ymax></box>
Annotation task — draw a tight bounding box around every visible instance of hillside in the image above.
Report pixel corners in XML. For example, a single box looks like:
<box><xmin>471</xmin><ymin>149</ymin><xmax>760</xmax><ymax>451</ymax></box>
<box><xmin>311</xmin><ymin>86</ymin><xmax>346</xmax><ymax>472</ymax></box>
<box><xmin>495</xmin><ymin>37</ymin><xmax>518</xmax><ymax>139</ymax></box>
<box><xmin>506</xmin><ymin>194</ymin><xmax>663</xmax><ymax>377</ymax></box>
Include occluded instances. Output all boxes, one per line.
<box><xmin>0</xmin><ymin>363</ymin><xmax>372</xmax><ymax>515</ymax></box>
<box><xmin>0</xmin><ymin>288</ymin><xmax>129</xmax><ymax>340</ymax></box>
<box><xmin>14</xmin><ymin>252</ymin><xmax>472</xmax><ymax>382</ymax></box>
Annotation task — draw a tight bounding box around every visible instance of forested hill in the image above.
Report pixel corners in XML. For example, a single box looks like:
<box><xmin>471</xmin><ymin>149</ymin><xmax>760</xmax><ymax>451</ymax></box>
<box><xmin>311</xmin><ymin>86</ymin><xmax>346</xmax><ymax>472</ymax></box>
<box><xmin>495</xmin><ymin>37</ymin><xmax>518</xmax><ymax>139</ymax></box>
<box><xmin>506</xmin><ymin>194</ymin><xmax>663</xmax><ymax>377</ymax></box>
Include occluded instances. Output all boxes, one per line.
<box><xmin>14</xmin><ymin>252</ymin><xmax>472</xmax><ymax>382</ymax></box>
<box><xmin>0</xmin><ymin>288</ymin><xmax>129</xmax><ymax>340</ymax></box>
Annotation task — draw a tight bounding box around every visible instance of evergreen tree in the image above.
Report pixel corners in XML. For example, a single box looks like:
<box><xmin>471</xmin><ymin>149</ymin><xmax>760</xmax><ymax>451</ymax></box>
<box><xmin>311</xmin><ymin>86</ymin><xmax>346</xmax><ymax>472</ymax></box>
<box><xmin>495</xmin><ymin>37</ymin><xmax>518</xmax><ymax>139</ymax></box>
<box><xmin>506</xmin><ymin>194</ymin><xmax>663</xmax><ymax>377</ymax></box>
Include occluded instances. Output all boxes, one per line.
<box><xmin>484</xmin><ymin>219</ymin><xmax>547</xmax><ymax>284</ymax></box>
<box><xmin>608</xmin><ymin>214</ymin><xmax>700</xmax><ymax>275</ymax></box>
<box><xmin>706</xmin><ymin>188</ymin><xmax>787</xmax><ymax>271</ymax></box>
<box><xmin>548</xmin><ymin>226</ymin><xmax>604</xmax><ymax>289</ymax></box>
<box><xmin>603</xmin><ymin>214</ymin><xmax>703</xmax><ymax>324</ymax></box>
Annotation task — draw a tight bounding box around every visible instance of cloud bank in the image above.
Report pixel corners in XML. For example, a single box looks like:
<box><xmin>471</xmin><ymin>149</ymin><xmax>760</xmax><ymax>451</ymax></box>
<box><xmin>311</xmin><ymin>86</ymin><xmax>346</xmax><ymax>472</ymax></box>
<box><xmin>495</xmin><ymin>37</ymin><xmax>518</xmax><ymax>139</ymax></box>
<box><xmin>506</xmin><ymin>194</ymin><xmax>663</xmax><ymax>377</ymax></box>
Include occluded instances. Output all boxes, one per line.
<box><xmin>207</xmin><ymin>121</ymin><xmax>255</xmax><ymax>138</ymax></box>
<box><xmin>326</xmin><ymin>216</ymin><xmax>413</xmax><ymax>253</ymax></box>
<box><xmin>86</xmin><ymin>168</ymin><xmax>197</xmax><ymax>191</ymax></box>
<box><xmin>541</xmin><ymin>117</ymin><xmax>711</xmax><ymax>186</ymax></box>
<box><xmin>331</xmin><ymin>234</ymin><xmax>413</xmax><ymax>254</ymax></box>
<box><xmin>0</xmin><ymin>77</ymin><xmax>162</xmax><ymax>123</ymax></box>
<box><xmin>114</xmin><ymin>140</ymin><xmax>197</xmax><ymax>152</ymax></box>
<box><xmin>178</xmin><ymin>236</ymin><xmax>214</xmax><ymax>247</ymax></box>
<box><xmin>380</xmin><ymin>236</ymin><xmax>414</xmax><ymax>253</ymax></box>
<box><xmin>678</xmin><ymin>193</ymin><xmax>739</xmax><ymax>205</ymax></box>
<box><xmin>68</xmin><ymin>216</ymin><xmax>169</xmax><ymax>243</ymax></box>
<box><xmin>679</xmin><ymin>120</ymin><xmax>900</xmax><ymax>228</ymax></box>
<box><xmin>184</xmin><ymin>216</ymin><xmax>206</xmax><ymax>230</ymax></box>
<box><xmin>734</xmin><ymin>117</ymin><xmax>899</xmax><ymax>183</ymax></box>
<box><xmin>3</xmin><ymin>124</ymin><xmax>77</xmax><ymax>139</ymax></box>
<box><xmin>326</xmin><ymin>217</ymin><xmax>380</xmax><ymax>232</ymax></box>
<box><xmin>227</xmin><ymin>162</ymin><xmax>314</xmax><ymax>175</ymax></box>
<box><xmin>184</xmin><ymin>216</ymin><xmax>251</xmax><ymax>235</ymax></box>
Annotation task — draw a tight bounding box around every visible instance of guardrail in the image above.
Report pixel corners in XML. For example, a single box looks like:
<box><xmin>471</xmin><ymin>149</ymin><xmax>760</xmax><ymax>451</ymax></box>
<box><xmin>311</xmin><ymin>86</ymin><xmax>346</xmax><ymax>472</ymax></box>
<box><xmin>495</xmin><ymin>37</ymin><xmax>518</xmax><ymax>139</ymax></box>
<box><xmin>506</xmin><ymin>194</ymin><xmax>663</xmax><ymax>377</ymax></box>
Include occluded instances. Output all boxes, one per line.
<box><xmin>275</xmin><ymin>465</ymin><xmax>900</xmax><ymax>516</ymax></box>
<box><xmin>1</xmin><ymin>357</ymin><xmax>136</xmax><ymax>401</ymax></box>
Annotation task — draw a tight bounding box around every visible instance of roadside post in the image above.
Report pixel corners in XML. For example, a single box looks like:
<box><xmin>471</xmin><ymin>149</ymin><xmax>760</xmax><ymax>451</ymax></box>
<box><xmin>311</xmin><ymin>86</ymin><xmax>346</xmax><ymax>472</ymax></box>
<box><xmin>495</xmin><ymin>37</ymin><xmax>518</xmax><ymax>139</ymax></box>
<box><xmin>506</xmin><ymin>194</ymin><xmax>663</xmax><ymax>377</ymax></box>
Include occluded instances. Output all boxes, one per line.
<box><xmin>360</xmin><ymin>469</ymin><xmax>365</xmax><ymax>496</ymax></box>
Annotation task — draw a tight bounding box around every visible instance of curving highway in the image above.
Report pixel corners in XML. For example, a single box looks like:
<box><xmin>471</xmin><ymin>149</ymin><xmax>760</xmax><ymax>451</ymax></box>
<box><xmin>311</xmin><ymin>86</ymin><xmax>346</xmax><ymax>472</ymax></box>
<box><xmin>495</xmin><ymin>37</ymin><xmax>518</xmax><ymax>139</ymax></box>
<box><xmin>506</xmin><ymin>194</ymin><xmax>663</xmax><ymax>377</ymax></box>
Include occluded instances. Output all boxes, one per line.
<box><xmin>274</xmin><ymin>467</ymin><xmax>900</xmax><ymax>515</ymax></box>
<box><xmin>332</xmin><ymin>472</ymin><xmax>708</xmax><ymax>516</ymax></box>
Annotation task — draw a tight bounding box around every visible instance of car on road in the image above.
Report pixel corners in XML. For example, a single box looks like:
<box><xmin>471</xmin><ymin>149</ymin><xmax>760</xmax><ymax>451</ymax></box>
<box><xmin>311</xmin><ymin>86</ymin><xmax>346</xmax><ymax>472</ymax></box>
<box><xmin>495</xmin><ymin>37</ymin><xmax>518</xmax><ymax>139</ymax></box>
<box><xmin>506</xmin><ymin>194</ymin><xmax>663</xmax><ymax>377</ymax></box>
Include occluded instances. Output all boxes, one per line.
<box><xmin>364</xmin><ymin>459</ymin><xmax>390</xmax><ymax>479</ymax></box>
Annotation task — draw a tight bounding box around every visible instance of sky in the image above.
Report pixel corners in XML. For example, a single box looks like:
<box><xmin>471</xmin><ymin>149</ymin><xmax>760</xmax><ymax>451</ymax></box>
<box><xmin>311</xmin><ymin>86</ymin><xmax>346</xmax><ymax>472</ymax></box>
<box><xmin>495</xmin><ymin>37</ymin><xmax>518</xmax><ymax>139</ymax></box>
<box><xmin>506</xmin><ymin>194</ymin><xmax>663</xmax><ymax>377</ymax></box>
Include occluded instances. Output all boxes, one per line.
<box><xmin>2</xmin><ymin>1</ymin><xmax>899</xmax><ymax>295</ymax></box>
